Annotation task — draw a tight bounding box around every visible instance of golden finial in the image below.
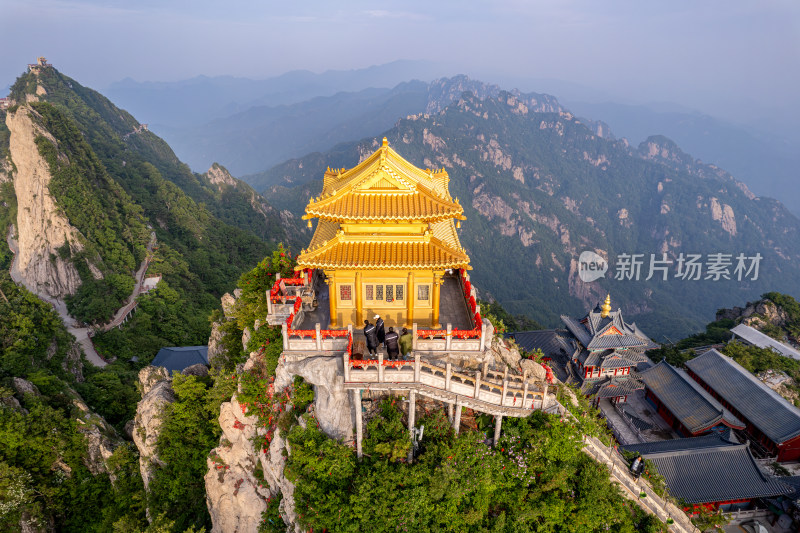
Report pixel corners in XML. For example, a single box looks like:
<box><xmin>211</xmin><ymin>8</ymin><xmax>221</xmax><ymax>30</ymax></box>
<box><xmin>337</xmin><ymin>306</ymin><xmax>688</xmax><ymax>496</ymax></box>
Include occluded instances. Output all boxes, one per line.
<box><xmin>382</xmin><ymin>137</ymin><xmax>388</xmax><ymax>147</ymax></box>
<box><xmin>600</xmin><ymin>294</ymin><xmax>611</xmax><ymax>318</ymax></box>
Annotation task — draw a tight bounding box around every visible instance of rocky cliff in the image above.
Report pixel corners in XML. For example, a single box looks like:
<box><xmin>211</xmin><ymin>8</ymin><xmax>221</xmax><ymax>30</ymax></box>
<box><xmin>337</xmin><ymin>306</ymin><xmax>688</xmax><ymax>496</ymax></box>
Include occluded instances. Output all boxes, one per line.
<box><xmin>6</xmin><ymin>104</ymin><xmax>83</xmax><ymax>300</ymax></box>
<box><xmin>204</xmin><ymin>350</ymin><xmax>352</xmax><ymax>532</ymax></box>
<box><xmin>133</xmin><ymin>366</ymin><xmax>175</xmax><ymax>494</ymax></box>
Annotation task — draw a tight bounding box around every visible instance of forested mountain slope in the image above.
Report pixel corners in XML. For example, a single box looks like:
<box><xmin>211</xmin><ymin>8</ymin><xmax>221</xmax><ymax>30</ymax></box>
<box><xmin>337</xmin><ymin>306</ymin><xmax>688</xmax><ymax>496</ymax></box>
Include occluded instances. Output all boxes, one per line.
<box><xmin>1</xmin><ymin>64</ymin><xmax>301</xmax><ymax>362</ymax></box>
<box><xmin>261</xmin><ymin>91</ymin><xmax>800</xmax><ymax>340</ymax></box>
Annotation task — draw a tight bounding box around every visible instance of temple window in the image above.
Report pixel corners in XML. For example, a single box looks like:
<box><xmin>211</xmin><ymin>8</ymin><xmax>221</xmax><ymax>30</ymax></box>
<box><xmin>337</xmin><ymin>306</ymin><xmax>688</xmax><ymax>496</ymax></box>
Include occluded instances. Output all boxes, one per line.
<box><xmin>418</xmin><ymin>284</ymin><xmax>429</xmax><ymax>301</ymax></box>
<box><xmin>395</xmin><ymin>285</ymin><xmax>404</xmax><ymax>301</ymax></box>
<box><xmin>376</xmin><ymin>285</ymin><xmax>384</xmax><ymax>301</ymax></box>
<box><xmin>366</xmin><ymin>285</ymin><xmax>374</xmax><ymax>301</ymax></box>
<box><xmin>340</xmin><ymin>284</ymin><xmax>352</xmax><ymax>301</ymax></box>
<box><xmin>386</xmin><ymin>285</ymin><xmax>394</xmax><ymax>302</ymax></box>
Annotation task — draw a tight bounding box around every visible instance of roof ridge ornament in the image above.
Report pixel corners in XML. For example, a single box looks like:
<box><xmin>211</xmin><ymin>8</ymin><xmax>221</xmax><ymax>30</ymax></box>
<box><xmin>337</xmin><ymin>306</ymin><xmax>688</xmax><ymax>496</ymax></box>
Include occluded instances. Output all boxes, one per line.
<box><xmin>600</xmin><ymin>294</ymin><xmax>611</xmax><ymax>318</ymax></box>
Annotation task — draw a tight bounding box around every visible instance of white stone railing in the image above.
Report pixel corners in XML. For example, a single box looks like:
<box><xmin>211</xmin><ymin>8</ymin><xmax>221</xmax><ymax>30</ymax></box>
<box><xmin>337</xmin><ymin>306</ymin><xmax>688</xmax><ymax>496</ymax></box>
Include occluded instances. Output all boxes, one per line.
<box><xmin>343</xmin><ymin>351</ymin><xmax>551</xmax><ymax>416</ymax></box>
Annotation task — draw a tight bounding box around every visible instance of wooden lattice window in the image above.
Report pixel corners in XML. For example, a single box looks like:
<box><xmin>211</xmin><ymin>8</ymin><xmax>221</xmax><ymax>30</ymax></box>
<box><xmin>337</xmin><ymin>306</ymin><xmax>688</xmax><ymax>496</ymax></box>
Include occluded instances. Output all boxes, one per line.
<box><xmin>376</xmin><ymin>285</ymin><xmax>384</xmax><ymax>301</ymax></box>
<box><xmin>340</xmin><ymin>284</ymin><xmax>352</xmax><ymax>301</ymax></box>
<box><xmin>386</xmin><ymin>285</ymin><xmax>394</xmax><ymax>302</ymax></box>
<box><xmin>395</xmin><ymin>285</ymin><xmax>404</xmax><ymax>301</ymax></box>
<box><xmin>365</xmin><ymin>285</ymin><xmax>374</xmax><ymax>301</ymax></box>
<box><xmin>418</xmin><ymin>284</ymin><xmax>429</xmax><ymax>301</ymax></box>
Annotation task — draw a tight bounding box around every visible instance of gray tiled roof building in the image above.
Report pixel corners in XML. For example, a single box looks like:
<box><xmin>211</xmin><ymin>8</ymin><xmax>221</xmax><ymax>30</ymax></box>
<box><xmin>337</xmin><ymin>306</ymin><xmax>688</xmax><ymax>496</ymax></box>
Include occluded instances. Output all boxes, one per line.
<box><xmin>151</xmin><ymin>346</ymin><xmax>209</xmax><ymax>373</ymax></box>
<box><xmin>685</xmin><ymin>349</ymin><xmax>800</xmax><ymax>462</ymax></box>
<box><xmin>640</xmin><ymin>361</ymin><xmax>744</xmax><ymax>436</ymax></box>
<box><xmin>623</xmin><ymin>434</ymin><xmax>793</xmax><ymax>505</ymax></box>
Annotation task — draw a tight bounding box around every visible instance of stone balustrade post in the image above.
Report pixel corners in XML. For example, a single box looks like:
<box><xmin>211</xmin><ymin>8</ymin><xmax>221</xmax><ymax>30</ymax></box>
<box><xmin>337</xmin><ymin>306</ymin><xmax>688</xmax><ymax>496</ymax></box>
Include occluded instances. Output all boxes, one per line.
<box><xmin>501</xmin><ymin>380</ymin><xmax>508</xmax><ymax>406</ymax></box>
<box><xmin>445</xmin><ymin>323</ymin><xmax>452</xmax><ymax>351</ymax></box>
<box><xmin>343</xmin><ymin>350</ymin><xmax>350</xmax><ymax>382</ymax></box>
<box><xmin>412</xmin><ymin>323</ymin><xmax>418</xmax><ymax>350</ymax></box>
<box><xmin>479</xmin><ymin>321</ymin><xmax>486</xmax><ymax>352</ymax></box>
<box><xmin>281</xmin><ymin>323</ymin><xmax>288</xmax><ymax>350</ymax></box>
<box><xmin>474</xmin><ymin>371</ymin><xmax>482</xmax><ymax>399</ymax></box>
<box><xmin>522</xmin><ymin>381</ymin><xmax>529</xmax><ymax>409</ymax></box>
<box><xmin>315</xmin><ymin>323</ymin><xmax>322</xmax><ymax>351</ymax></box>
<box><xmin>267</xmin><ymin>291</ymin><xmax>273</xmax><ymax>315</ymax></box>
<box><xmin>482</xmin><ymin>360</ymin><xmax>489</xmax><ymax>378</ymax></box>
<box><xmin>445</xmin><ymin>362</ymin><xmax>452</xmax><ymax>391</ymax></box>
<box><xmin>414</xmin><ymin>352</ymin><xmax>421</xmax><ymax>382</ymax></box>
<box><xmin>503</xmin><ymin>365</ymin><xmax>509</xmax><ymax>382</ymax></box>
<box><xmin>378</xmin><ymin>352</ymin><xmax>384</xmax><ymax>382</ymax></box>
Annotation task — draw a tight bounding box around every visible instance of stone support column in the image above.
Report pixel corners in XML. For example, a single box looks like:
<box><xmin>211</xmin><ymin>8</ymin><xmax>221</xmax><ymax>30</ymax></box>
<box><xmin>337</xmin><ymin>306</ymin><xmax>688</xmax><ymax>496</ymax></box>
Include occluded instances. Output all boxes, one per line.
<box><xmin>353</xmin><ymin>389</ymin><xmax>363</xmax><ymax>458</ymax></box>
<box><xmin>493</xmin><ymin>415</ymin><xmax>503</xmax><ymax>447</ymax></box>
<box><xmin>408</xmin><ymin>390</ymin><xmax>416</xmax><ymax>433</ymax></box>
<box><xmin>447</xmin><ymin>401</ymin><xmax>454</xmax><ymax>424</ymax></box>
<box><xmin>453</xmin><ymin>401</ymin><xmax>462</xmax><ymax>434</ymax></box>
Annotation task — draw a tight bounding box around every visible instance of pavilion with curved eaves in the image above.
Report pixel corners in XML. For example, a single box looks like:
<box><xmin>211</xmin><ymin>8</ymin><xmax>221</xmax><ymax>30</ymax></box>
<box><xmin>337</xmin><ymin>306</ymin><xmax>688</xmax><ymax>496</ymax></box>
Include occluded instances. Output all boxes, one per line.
<box><xmin>295</xmin><ymin>137</ymin><xmax>471</xmax><ymax>329</ymax></box>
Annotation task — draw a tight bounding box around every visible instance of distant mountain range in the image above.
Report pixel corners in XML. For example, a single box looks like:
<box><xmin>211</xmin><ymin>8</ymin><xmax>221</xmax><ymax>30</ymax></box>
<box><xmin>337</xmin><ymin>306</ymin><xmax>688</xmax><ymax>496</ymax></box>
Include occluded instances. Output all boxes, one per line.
<box><xmin>256</xmin><ymin>89</ymin><xmax>800</xmax><ymax>341</ymax></box>
<box><xmin>104</xmin><ymin>60</ymin><xmax>446</xmax><ymax>128</ymax></box>
<box><xmin>564</xmin><ymin>100</ymin><xmax>800</xmax><ymax>215</ymax></box>
<box><xmin>103</xmin><ymin>65</ymin><xmax>800</xmax><ymax>217</ymax></box>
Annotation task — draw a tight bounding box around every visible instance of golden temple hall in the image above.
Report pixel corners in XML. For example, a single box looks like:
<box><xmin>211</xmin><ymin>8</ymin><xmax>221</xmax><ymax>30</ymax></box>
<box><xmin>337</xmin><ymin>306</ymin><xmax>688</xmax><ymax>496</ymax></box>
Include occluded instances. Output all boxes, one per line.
<box><xmin>295</xmin><ymin>138</ymin><xmax>471</xmax><ymax>328</ymax></box>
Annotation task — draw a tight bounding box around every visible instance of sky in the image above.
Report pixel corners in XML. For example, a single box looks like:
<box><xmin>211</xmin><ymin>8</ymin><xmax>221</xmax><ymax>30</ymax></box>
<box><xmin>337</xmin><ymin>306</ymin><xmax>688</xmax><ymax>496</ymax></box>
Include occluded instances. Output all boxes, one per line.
<box><xmin>2</xmin><ymin>0</ymin><xmax>799</xmax><ymax>124</ymax></box>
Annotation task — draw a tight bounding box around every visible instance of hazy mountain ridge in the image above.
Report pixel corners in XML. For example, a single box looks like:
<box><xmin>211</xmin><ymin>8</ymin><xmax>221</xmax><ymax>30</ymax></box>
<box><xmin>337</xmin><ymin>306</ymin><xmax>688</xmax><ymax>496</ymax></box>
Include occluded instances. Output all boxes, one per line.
<box><xmin>567</xmin><ymin>100</ymin><xmax>800</xmax><ymax>215</ymax></box>
<box><xmin>260</xmin><ymin>90</ymin><xmax>800</xmax><ymax>340</ymax></box>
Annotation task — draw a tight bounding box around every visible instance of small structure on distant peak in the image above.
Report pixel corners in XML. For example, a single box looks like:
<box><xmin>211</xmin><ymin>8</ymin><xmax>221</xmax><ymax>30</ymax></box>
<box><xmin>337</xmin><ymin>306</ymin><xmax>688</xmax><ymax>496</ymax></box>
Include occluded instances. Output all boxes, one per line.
<box><xmin>28</xmin><ymin>56</ymin><xmax>52</xmax><ymax>72</ymax></box>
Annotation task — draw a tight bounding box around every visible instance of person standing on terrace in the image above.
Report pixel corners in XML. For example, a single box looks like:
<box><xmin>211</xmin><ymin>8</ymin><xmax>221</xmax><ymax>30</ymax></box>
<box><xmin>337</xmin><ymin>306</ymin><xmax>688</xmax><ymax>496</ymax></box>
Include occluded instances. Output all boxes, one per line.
<box><xmin>364</xmin><ymin>320</ymin><xmax>378</xmax><ymax>356</ymax></box>
<box><xmin>385</xmin><ymin>327</ymin><xmax>400</xmax><ymax>360</ymax></box>
<box><xmin>399</xmin><ymin>327</ymin><xmax>413</xmax><ymax>359</ymax></box>
<box><xmin>375</xmin><ymin>315</ymin><xmax>385</xmax><ymax>347</ymax></box>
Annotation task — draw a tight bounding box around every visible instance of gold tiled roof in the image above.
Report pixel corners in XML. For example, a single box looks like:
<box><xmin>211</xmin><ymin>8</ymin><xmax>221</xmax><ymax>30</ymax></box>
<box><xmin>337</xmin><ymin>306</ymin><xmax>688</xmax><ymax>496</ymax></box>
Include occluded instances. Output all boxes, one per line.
<box><xmin>305</xmin><ymin>188</ymin><xmax>462</xmax><ymax>222</ymax></box>
<box><xmin>296</xmin><ymin>236</ymin><xmax>470</xmax><ymax>270</ymax></box>
<box><xmin>298</xmin><ymin>139</ymin><xmax>471</xmax><ymax>271</ymax></box>
<box><xmin>304</xmin><ymin>139</ymin><xmax>464</xmax><ymax>222</ymax></box>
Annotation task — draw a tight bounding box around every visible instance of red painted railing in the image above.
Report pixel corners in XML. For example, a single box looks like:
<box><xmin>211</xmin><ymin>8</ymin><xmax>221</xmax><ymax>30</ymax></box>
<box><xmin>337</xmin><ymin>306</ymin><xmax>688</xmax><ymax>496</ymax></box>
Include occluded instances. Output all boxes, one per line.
<box><xmin>269</xmin><ymin>269</ymin><xmax>311</xmax><ymax>303</ymax></box>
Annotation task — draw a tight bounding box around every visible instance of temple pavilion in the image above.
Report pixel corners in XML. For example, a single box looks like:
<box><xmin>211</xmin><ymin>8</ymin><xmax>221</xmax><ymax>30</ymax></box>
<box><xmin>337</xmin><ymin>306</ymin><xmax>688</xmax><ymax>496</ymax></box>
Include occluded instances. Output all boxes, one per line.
<box><xmin>294</xmin><ymin>138</ymin><xmax>470</xmax><ymax>328</ymax></box>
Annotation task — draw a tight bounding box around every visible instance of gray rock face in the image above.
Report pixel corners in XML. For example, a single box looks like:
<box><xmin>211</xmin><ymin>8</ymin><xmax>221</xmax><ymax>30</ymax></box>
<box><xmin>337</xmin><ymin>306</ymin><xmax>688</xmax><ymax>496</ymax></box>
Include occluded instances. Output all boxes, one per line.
<box><xmin>204</xmin><ymin>395</ymin><xmax>273</xmax><ymax>533</ymax></box>
<box><xmin>275</xmin><ymin>356</ymin><xmax>353</xmax><ymax>442</ymax></box>
<box><xmin>12</xmin><ymin>377</ymin><xmax>40</xmax><ymax>398</ymax></box>
<box><xmin>62</xmin><ymin>343</ymin><xmax>84</xmax><ymax>383</ymax></box>
<box><xmin>221</xmin><ymin>293</ymin><xmax>236</xmax><ymax>319</ymax></box>
<box><xmin>519</xmin><ymin>358</ymin><xmax>547</xmax><ymax>382</ymax></box>
<box><xmin>78</xmin><ymin>420</ymin><xmax>118</xmax><ymax>476</ymax></box>
<box><xmin>133</xmin><ymin>368</ymin><xmax>175</xmax><ymax>492</ymax></box>
<box><xmin>207</xmin><ymin>321</ymin><xmax>226</xmax><ymax>367</ymax></box>
<box><xmin>182</xmin><ymin>363</ymin><xmax>209</xmax><ymax>377</ymax></box>
<box><xmin>206</xmin><ymin>351</ymin><xmax>352</xmax><ymax>532</ymax></box>
<box><xmin>6</xmin><ymin>106</ymin><xmax>84</xmax><ymax>300</ymax></box>
<box><xmin>241</xmin><ymin>327</ymin><xmax>252</xmax><ymax>352</ymax></box>
<box><xmin>489</xmin><ymin>337</ymin><xmax>523</xmax><ymax>372</ymax></box>
<box><xmin>138</xmin><ymin>366</ymin><xmax>170</xmax><ymax>396</ymax></box>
